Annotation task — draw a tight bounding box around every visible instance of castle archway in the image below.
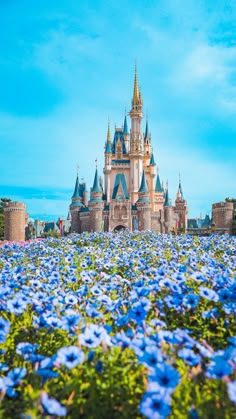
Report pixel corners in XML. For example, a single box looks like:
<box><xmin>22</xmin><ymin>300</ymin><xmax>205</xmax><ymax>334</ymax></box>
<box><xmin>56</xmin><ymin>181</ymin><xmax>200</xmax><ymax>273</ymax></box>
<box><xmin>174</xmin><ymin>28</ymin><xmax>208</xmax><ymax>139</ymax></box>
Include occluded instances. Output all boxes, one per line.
<box><xmin>113</xmin><ymin>224</ymin><xmax>126</xmax><ymax>232</ymax></box>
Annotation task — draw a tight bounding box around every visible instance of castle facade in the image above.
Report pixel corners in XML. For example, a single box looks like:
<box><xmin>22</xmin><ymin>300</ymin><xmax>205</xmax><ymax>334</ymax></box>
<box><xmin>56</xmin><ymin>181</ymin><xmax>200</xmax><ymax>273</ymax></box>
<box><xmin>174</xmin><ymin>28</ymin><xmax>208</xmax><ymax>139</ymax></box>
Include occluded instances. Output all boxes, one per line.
<box><xmin>70</xmin><ymin>67</ymin><xmax>188</xmax><ymax>233</ymax></box>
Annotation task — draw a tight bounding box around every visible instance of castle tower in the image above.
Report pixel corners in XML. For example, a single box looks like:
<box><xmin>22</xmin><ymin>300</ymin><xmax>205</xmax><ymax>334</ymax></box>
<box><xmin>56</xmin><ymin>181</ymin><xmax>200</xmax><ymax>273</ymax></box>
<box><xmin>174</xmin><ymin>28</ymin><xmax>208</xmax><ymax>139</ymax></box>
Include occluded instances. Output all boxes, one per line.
<box><xmin>148</xmin><ymin>152</ymin><xmax>156</xmax><ymax>211</ymax></box>
<box><xmin>70</xmin><ymin>174</ymin><xmax>84</xmax><ymax>233</ymax></box>
<box><xmin>154</xmin><ymin>170</ymin><xmax>165</xmax><ymax>212</ymax></box>
<box><xmin>212</xmin><ymin>201</ymin><xmax>234</xmax><ymax>234</ymax></box>
<box><xmin>136</xmin><ymin>170</ymin><xmax>151</xmax><ymax>230</ymax></box>
<box><xmin>163</xmin><ymin>185</ymin><xmax>175</xmax><ymax>233</ymax></box>
<box><xmin>175</xmin><ymin>177</ymin><xmax>188</xmax><ymax>232</ymax></box>
<box><xmin>143</xmin><ymin>119</ymin><xmax>152</xmax><ymax>168</ymax></box>
<box><xmin>103</xmin><ymin>121</ymin><xmax>112</xmax><ymax>203</ymax></box>
<box><xmin>129</xmin><ymin>64</ymin><xmax>144</xmax><ymax>204</ymax></box>
<box><xmin>88</xmin><ymin>166</ymin><xmax>104</xmax><ymax>232</ymax></box>
<box><xmin>123</xmin><ymin>113</ymin><xmax>130</xmax><ymax>152</ymax></box>
<box><xmin>4</xmin><ymin>201</ymin><xmax>26</xmax><ymax>241</ymax></box>
<box><xmin>82</xmin><ymin>184</ymin><xmax>88</xmax><ymax>207</ymax></box>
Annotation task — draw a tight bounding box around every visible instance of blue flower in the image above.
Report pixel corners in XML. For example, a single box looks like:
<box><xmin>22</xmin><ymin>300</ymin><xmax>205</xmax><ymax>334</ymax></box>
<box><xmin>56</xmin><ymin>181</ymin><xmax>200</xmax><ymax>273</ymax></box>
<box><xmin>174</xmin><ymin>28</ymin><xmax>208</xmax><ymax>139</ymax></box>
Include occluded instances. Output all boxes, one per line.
<box><xmin>41</xmin><ymin>392</ymin><xmax>67</xmax><ymax>417</ymax></box>
<box><xmin>183</xmin><ymin>294</ymin><xmax>200</xmax><ymax>310</ymax></box>
<box><xmin>199</xmin><ymin>287</ymin><xmax>219</xmax><ymax>302</ymax></box>
<box><xmin>16</xmin><ymin>342</ymin><xmax>38</xmax><ymax>360</ymax></box>
<box><xmin>7</xmin><ymin>367</ymin><xmax>27</xmax><ymax>385</ymax></box>
<box><xmin>149</xmin><ymin>363</ymin><xmax>180</xmax><ymax>392</ymax></box>
<box><xmin>6</xmin><ymin>297</ymin><xmax>27</xmax><ymax>315</ymax></box>
<box><xmin>178</xmin><ymin>348</ymin><xmax>201</xmax><ymax>366</ymax></box>
<box><xmin>140</xmin><ymin>392</ymin><xmax>171</xmax><ymax>419</ymax></box>
<box><xmin>56</xmin><ymin>346</ymin><xmax>84</xmax><ymax>369</ymax></box>
<box><xmin>129</xmin><ymin>302</ymin><xmax>148</xmax><ymax>324</ymax></box>
<box><xmin>139</xmin><ymin>346</ymin><xmax>163</xmax><ymax>369</ymax></box>
<box><xmin>206</xmin><ymin>358</ymin><xmax>233</xmax><ymax>379</ymax></box>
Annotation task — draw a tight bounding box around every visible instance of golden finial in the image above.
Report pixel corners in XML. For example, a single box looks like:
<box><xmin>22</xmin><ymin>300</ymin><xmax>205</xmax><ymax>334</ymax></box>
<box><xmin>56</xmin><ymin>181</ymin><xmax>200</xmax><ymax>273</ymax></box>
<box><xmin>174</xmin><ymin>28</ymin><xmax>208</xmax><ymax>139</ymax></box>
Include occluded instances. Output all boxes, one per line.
<box><xmin>133</xmin><ymin>62</ymin><xmax>140</xmax><ymax>103</ymax></box>
<box><xmin>107</xmin><ymin>119</ymin><xmax>111</xmax><ymax>141</ymax></box>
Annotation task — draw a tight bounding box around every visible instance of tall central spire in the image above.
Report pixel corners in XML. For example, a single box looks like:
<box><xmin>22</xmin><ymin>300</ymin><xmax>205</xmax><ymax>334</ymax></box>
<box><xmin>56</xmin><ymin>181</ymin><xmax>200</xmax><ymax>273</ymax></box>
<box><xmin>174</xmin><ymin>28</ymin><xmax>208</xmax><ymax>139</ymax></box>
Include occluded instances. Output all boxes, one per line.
<box><xmin>133</xmin><ymin>63</ymin><xmax>140</xmax><ymax>104</ymax></box>
<box><xmin>107</xmin><ymin>119</ymin><xmax>111</xmax><ymax>142</ymax></box>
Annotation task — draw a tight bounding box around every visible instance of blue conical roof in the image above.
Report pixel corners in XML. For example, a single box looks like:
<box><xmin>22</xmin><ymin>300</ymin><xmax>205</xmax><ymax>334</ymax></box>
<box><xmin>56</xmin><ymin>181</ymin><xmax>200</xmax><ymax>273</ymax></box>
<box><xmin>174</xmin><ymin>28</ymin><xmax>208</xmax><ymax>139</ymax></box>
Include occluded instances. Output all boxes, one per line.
<box><xmin>150</xmin><ymin>153</ymin><xmax>156</xmax><ymax>165</ymax></box>
<box><xmin>91</xmin><ymin>168</ymin><xmax>102</xmax><ymax>193</ymax></box>
<box><xmin>164</xmin><ymin>188</ymin><xmax>171</xmax><ymax>206</ymax></box>
<box><xmin>155</xmin><ymin>174</ymin><xmax>162</xmax><ymax>192</ymax></box>
<box><xmin>177</xmin><ymin>180</ymin><xmax>184</xmax><ymax>200</ymax></box>
<box><xmin>144</xmin><ymin>120</ymin><xmax>149</xmax><ymax>141</ymax></box>
<box><xmin>123</xmin><ymin>115</ymin><xmax>128</xmax><ymax>135</ymax></box>
<box><xmin>105</xmin><ymin>140</ymin><xmax>112</xmax><ymax>153</ymax></box>
<box><xmin>139</xmin><ymin>170</ymin><xmax>149</xmax><ymax>193</ymax></box>
<box><xmin>72</xmin><ymin>175</ymin><xmax>80</xmax><ymax>199</ymax></box>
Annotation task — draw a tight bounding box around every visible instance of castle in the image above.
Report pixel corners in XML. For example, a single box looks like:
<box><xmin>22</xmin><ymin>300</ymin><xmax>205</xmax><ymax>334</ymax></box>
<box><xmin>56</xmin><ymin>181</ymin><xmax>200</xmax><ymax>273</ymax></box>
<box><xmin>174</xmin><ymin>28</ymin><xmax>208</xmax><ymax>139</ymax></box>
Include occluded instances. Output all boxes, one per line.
<box><xmin>69</xmin><ymin>67</ymin><xmax>188</xmax><ymax>234</ymax></box>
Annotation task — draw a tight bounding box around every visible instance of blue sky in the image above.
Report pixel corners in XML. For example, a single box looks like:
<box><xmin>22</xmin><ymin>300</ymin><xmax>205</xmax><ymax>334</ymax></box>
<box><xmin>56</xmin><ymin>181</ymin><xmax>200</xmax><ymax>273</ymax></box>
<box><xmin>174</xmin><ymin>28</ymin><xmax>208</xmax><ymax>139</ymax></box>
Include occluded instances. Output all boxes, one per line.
<box><xmin>0</xmin><ymin>0</ymin><xmax>236</xmax><ymax>219</ymax></box>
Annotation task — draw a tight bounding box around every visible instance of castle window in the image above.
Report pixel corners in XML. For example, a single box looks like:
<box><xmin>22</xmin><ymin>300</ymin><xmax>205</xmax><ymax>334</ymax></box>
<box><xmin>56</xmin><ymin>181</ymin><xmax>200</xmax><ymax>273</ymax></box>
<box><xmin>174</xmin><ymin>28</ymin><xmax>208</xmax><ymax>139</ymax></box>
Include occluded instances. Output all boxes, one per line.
<box><xmin>114</xmin><ymin>206</ymin><xmax>119</xmax><ymax>219</ymax></box>
<box><xmin>121</xmin><ymin>206</ymin><xmax>128</xmax><ymax>219</ymax></box>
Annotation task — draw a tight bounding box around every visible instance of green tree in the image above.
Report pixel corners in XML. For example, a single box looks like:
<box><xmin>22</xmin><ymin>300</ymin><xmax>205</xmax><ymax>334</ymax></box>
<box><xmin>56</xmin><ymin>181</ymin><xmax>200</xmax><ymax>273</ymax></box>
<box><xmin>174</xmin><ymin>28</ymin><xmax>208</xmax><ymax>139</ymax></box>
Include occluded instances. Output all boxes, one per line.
<box><xmin>0</xmin><ymin>198</ymin><xmax>11</xmax><ymax>240</ymax></box>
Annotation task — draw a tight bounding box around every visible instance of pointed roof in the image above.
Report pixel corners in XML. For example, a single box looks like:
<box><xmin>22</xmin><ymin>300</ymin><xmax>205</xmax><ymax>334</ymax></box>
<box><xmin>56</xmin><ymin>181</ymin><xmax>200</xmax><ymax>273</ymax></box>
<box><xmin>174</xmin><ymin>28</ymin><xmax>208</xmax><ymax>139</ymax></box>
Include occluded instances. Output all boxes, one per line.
<box><xmin>150</xmin><ymin>153</ymin><xmax>156</xmax><ymax>165</ymax></box>
<box><xmin>155</xmin><ymin>173</ymin><xmax>162</xmax><ymax>192</ymax></box>
<box><xmin>91</xmin><ymin>168</ymin><xmax>102</xmax><ymax>193</ymax></box>
<box><xmin>105</xmin><ymin>140</ymin><xmax>112</xmax><ymax>153</ymax></box>
<box><xmin>123</xmin><ymin>114</ymin><xmax>128</xmax><ymax>135</ymax></box>
<box><xmin>164</xmin><ymin>188</ymin><xmax>171</xmax><ymax>207</ymax></box>
<box><xmin>139</xmin><ymin>170</ymin><xmax>149</xmax><ymax>193</ymax></box>
<box><xmin>72</xmin><ymin>175</ymin><xmax>80</xmax><ymax>199</ymax></box>
<box><xmin>177</xmin><ymin>179</ymin><xmax>184</xmax><ymax>200</ymax></box>
<box><xmin>144</xmin><ymin>119</ymin><xmax>149</xmax><ymax>142</ymax></box>
<box><xmin>132</xmin><ymin>63</ymin><xmax>140</xmax><ymax>103</ymax></box>
<box><xmin>112</xmin><ymin>173</ymin><xmax>129</xmax><ymax>200</ymax></box>
<box><xmin>107</xmin><ymin>120</ymin><xmax>111</xmax><ymax>141</ymax></box>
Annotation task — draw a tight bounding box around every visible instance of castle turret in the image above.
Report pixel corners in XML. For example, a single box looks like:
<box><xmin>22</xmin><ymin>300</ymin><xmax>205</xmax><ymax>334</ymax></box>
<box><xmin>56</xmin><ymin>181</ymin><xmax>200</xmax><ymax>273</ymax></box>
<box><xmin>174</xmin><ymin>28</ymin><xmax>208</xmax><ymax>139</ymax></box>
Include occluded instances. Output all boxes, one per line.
<box><xmin>148</xmin><ymin>152</ymin><xmax>156</xmax><ymax>210</ymax></box>
<box><xmin>104</xmin><ymin>121</ymin><xmax>112</xmax><ymax>202</ymax></box>
<box><xmin>88</xmin><ymin>167</ymin><xmax>104</xmax><ymax>232</ymax></box>
<box><xmin>136</xmin><ymin>170</ymin><xmax>151</xmax><ymax>230</ymax></box>
<box><xmin>123</xmin><ymin>113</ymin><xmax>129</xmax><ymax>153</ymax></box>
<box><xmin>212</xmin><ymin>201</ymin><xmax>234</xmax><ymax>234</ymax></box>
<box><xmin>70</xmin><ymin>174</ymin><xmax>84</xmax><ymax>233</ymax></box>
<box><xmin>175</xmin><ymin>177</ymin><xmax>188</xmax><ymax>232</ymax></box>
<box><xmin>4</xmin><ymin>201</ymin><xmax>26</xmax><ymax>241</ymax></box>
<box><xmin>143</xmin><ymin>119</ymin><xmax>152</xmax><ymax>168</ymax></box>
<box><xmin>154</xmin><ymin>170</ymin><xmax>165</xmax><ymax>212</ymax></box>
<box><xmin>83</xmin><ymin>183</ymin><xmax>88</xmax><ymax>207</ymax></box>
<box><xmin>129</xmin><ymin>64</ymin><xmax>144</xmax><ymax>203</ymax></box>
<box><xmin>163</xmin><ymin>184</ymin><xmax>176</xmax><ymax>233</ymax></box>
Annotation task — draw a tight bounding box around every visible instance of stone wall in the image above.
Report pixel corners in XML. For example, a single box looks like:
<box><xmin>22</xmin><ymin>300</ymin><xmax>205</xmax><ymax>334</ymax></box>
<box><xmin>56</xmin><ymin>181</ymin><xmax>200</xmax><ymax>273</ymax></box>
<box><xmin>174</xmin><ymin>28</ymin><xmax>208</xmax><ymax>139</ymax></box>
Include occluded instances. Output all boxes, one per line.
<box><xmin>3</xmin><ymin>202</ymin><xmax>26</xmax><ymax>241</ymax></box>
<box><xmin>212</xmin><ymin>202</ymin><xmax>233</xmax><ymax>234</ymax></box>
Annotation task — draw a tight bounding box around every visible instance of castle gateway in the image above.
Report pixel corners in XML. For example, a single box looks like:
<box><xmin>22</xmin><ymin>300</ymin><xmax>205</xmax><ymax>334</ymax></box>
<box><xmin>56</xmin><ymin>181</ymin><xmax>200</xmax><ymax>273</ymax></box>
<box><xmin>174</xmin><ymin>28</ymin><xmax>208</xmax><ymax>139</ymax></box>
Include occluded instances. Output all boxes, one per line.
<box><xmin>69</xmin><ymin>67</ymin><xmax>188</xmax><ymax>233</ymax></box>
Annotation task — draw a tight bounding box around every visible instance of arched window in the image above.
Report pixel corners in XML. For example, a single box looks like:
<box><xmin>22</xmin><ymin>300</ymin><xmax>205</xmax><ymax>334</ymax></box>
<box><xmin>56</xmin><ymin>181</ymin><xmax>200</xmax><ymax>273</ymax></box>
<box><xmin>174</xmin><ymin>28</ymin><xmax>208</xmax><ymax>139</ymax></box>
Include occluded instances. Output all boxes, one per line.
<box><xmin>121</xmin><ymin>206</ymin><xmax>127</xmax><ymax>219</ymax></box>
<box><xmin>114</xmin><ymin>206</ymin><xmax>119</xmax><ymax>219</ymax></box>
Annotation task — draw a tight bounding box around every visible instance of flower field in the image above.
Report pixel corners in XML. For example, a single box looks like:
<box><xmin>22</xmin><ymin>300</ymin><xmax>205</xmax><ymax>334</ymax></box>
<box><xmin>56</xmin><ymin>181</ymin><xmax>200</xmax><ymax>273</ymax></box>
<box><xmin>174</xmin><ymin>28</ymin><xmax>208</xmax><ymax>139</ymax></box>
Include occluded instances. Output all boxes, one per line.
<box><xmin>0</xmin><ymin>231</ymin><xmax>235</xmax><ymax>418</ymax></box>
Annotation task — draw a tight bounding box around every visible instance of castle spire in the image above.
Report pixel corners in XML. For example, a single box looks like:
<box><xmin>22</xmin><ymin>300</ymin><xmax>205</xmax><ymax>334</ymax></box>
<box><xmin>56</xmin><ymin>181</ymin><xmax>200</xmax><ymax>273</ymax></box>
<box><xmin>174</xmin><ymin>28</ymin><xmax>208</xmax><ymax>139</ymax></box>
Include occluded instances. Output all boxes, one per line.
<box><xmin>105</xmin><ymin>120</ymin><xmax>112</xmax><ymax>153</ymax></box>
<box><xmin>177</xmin><ymin>174</ymin><xmax>184</xmax><ymax>200</ymax></box>
<box><xmin>155</xmin><ymin>172</ymin><xmax>162</xmax><ymax>192</ymax></box>
<box><xmin>72</xmin><ymin>174</ymin><xmax>80</xmax><ymax>199</ymax></box>
<box><xmin>123</xmin><ymin>113</ymin><xmax>128</xmax><ymax>135</ymax></box>
<box><xmin>150</xmin><ymin>152</ymin><xmax>156</xmax><ymax>166</ymax></box>
<box><xmin>91</xmin><ymin>166</ymin><xmax>102</xmax><ymax>193</ymax></box>
<box><xmin>132</xmin><ymin>63</ymin><xmax>140</xmax><ymax>104</ymax></box>
<box><xmin>139</xmin><ymin>170</ymin><xmax>149</xmax><ymax>193</ymax></box>
<box><xmin>164</xmin><ymin>183</ymin><xmax>171</xmax><ymax>207</ymax></box>
<box><xmin>107</xmin><ymin>119</ymin><xmax>111</xmax><ymax>141</ymax></box>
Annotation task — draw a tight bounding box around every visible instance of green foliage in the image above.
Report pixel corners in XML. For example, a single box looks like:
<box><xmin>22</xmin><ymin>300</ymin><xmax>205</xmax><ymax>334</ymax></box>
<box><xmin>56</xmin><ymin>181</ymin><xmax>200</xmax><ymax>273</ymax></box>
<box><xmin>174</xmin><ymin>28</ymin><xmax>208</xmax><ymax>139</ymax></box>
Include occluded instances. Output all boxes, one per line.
<box><xmin>41</xmin><ymin>229</ymin><xmax>61</xmax><ymax>238</ymax></box>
